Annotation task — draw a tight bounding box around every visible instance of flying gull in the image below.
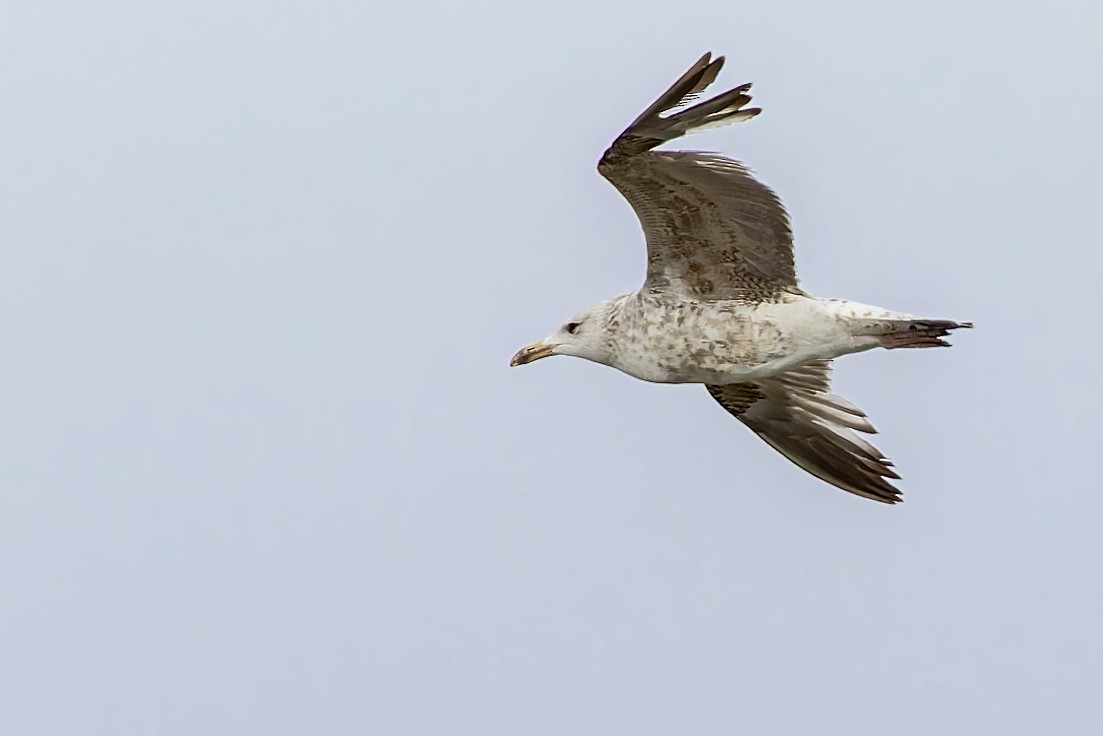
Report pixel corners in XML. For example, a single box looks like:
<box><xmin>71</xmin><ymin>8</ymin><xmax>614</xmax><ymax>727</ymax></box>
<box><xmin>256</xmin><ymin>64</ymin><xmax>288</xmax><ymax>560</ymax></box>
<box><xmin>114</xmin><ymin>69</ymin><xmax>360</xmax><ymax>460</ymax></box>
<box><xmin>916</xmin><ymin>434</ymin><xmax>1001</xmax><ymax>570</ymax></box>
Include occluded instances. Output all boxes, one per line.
<box><xmin>510</xmin><ymin>53</ymin><xmax>972</xmax><ymax>503</ymax></box>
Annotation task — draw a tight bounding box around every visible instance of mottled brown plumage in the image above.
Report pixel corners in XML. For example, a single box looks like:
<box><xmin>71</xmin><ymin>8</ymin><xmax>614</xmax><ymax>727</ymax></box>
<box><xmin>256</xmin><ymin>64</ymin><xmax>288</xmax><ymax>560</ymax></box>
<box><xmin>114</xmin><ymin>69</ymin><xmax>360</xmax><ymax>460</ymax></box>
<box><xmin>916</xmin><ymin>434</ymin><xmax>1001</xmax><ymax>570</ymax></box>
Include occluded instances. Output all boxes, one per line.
<box><xmin>510</xmin><ymin>52</ymin><xmax>973</xmax><ymax>504</ymax></box>
<box><xmin>599</xmin><ymin>53</ymin><xmax>797</xmax><ymax>301</ymax></box>
<box><xmin>708</xmin><ymin>362</ymin><xmax>902</xmax><ymax>503</ymax></box>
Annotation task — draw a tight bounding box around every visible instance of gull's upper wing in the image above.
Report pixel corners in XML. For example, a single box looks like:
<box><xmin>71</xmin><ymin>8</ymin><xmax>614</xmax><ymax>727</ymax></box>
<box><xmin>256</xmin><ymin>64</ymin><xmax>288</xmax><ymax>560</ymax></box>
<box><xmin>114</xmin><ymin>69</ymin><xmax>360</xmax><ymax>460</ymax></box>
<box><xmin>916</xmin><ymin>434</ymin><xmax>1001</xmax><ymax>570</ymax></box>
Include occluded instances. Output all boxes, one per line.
<box><xmin>706</xmin><ymin>361</ymin><xmax>902</xmax><ymax>503</ymax></box>
<box><xmin>598</xmin><ymin>52</ymin><xmax>799</xmax><ymax>302</ymax></box>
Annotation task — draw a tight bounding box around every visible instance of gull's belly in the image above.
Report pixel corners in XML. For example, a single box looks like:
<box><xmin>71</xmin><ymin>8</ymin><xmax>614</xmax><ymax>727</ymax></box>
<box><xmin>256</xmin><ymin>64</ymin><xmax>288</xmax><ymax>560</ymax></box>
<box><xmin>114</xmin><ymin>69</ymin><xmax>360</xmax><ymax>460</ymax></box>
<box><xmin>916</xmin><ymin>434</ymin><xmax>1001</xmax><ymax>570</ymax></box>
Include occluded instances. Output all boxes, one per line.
<box><xmin>612</xmin><ymin>297</ymin><xmax>863</xmax><ymax>384</ymax></box>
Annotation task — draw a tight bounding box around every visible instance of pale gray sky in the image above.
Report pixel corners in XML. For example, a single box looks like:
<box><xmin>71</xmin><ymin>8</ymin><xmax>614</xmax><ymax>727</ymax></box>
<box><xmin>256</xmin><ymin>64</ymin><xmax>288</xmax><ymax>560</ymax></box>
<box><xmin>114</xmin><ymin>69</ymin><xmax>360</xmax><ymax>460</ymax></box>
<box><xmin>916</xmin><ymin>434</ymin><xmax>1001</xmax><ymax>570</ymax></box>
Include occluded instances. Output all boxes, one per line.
<box><xmin>1</xmin><ymin>0</ymin><xmax>1100</xmax><ymax>733</ymax></box>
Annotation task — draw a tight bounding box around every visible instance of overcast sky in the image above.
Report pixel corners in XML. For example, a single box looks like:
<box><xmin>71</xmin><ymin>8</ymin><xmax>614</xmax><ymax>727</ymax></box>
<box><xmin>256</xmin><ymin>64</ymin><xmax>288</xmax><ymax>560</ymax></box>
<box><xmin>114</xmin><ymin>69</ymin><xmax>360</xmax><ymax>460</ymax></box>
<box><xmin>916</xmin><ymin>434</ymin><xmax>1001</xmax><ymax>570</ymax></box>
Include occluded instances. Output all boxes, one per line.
<box><xmin>1</xmin><ymin>0</ymin><xmax>1100</xmax><ymax>733</ymax></box>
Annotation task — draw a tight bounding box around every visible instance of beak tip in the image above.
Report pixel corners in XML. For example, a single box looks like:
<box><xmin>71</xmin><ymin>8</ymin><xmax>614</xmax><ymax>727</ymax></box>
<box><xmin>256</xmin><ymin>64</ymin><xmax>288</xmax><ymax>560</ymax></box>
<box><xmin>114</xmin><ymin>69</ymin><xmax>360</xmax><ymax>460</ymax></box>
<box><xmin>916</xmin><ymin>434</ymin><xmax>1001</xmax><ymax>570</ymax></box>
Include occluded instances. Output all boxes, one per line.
<box><xmin>510</xmin><ymin>341</ymin><xmax>554</xmax><ymax>367</ymax></box>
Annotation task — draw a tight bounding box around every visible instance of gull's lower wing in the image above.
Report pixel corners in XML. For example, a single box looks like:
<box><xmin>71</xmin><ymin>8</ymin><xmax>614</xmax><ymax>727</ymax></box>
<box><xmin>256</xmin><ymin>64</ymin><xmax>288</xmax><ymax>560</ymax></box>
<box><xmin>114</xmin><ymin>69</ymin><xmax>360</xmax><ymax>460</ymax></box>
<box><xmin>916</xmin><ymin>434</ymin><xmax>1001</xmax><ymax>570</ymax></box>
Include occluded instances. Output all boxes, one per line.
<box><xmin>707</xmin><ymin>361</ymin><xmax>902</xmax><ymax>503</ymax></box>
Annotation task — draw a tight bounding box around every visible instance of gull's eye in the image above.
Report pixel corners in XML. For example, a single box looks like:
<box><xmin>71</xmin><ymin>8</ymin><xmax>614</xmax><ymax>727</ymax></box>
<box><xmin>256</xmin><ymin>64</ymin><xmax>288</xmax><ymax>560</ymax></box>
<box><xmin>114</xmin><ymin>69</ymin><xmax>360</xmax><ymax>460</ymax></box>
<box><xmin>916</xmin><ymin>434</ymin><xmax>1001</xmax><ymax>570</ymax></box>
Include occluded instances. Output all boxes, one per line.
<box><xmin>565</xmin><ymin>321</ymin><xmax>581</xmax><ymax>335</ymax></box>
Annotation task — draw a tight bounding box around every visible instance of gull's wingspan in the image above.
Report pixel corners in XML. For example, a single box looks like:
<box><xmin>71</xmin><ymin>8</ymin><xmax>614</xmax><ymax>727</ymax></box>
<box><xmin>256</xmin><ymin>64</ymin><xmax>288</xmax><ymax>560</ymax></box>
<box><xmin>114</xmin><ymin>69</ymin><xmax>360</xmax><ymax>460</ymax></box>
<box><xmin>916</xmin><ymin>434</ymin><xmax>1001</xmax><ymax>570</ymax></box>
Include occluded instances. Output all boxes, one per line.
<box><xmin>598</xmin><ymin>52</ymin><xmax>799</xmax><ymax>302</ymax></box>
<box><xmin>706</xmin><ymin>361</ymin><xmax>902</xmax><ymax>503</ymax></box>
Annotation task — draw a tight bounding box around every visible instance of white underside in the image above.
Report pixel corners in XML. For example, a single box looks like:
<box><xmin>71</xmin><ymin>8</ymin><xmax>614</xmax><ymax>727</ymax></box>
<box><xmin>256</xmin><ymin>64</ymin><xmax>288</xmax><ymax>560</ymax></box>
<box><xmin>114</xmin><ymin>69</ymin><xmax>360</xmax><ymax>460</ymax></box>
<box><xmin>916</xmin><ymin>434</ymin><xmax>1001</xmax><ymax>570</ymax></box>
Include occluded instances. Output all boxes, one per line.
<box><xmin>700</xmin><ymin>333</ymin><xmax>883</xmax><ymax>383</ymax></box>
<box><xmin>610</xmin><ymin>295</ymin><xmax>914</xmax><ymax>385</ymax></box>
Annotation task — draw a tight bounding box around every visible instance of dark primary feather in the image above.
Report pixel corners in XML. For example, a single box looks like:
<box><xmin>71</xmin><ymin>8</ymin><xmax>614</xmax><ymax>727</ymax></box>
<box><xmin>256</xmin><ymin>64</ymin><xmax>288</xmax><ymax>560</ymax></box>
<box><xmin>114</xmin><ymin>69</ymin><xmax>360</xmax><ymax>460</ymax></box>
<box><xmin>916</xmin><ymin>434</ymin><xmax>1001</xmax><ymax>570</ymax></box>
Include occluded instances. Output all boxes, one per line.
<box><xmin>707</xmin><ymin>361</ymin><xmax>903</xmax><ymax>503</ymax></box>
<box><xmin>598</xmin><ymin>52</ymin><xmax>799</xmax><ymax>302</ymax></box>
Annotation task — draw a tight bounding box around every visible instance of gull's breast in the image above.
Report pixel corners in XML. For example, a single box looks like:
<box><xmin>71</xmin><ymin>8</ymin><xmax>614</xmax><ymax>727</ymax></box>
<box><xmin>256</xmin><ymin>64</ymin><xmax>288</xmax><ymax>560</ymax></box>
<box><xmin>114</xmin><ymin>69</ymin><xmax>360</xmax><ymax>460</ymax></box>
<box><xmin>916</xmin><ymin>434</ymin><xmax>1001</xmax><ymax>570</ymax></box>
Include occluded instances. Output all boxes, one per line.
<box><xmin>608</xmin><ymin>297</ymin><xmax>801</xmax><ymax>384</ymax></box>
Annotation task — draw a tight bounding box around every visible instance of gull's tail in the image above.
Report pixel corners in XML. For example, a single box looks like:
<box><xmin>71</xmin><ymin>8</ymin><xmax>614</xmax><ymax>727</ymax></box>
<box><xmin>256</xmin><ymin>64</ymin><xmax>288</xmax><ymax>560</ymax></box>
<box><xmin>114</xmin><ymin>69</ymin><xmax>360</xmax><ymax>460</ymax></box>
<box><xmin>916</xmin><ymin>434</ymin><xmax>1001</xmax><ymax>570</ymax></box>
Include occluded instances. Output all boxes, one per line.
<box><xmin>878</xmin><ymin>319</ymin><xmax>975</xmax><ymax>349</ymax></box>
<box><xmin>602</xmin><ymin>52</ymin><xmax>759</xmax><ymax>161</ymax></box>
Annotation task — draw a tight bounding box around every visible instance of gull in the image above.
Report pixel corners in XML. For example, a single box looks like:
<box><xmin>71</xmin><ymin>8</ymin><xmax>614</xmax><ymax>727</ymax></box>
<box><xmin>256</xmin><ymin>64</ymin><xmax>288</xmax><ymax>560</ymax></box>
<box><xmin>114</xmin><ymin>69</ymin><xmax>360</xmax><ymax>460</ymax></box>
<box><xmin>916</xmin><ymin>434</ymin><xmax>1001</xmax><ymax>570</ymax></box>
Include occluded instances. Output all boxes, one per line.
<box><xmin>510</xmin><ymin>53</ymin><xmax>972</xmax><ymax>503</ymax></box>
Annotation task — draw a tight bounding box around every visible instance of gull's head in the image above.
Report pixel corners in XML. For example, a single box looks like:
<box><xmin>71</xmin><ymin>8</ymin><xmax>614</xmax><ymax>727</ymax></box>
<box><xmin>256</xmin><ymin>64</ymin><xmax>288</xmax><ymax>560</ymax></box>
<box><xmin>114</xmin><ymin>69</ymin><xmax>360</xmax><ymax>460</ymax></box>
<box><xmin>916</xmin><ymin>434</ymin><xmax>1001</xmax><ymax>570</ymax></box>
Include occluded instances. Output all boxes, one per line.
<box><xmin>510</xmin><ymin>301</ymin><xmax>617</xmax><ymax>368</ymax></box>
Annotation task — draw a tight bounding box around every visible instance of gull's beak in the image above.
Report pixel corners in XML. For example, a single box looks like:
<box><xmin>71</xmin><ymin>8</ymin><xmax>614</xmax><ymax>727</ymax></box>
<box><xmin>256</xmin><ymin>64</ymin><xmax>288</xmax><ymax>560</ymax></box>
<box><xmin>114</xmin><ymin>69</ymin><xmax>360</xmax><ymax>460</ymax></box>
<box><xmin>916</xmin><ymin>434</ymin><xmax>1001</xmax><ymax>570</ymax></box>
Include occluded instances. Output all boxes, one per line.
<box><xmin>510</xmin><ymin>340</ymin><xmax>557</xmax><ymax>367</ymax></box>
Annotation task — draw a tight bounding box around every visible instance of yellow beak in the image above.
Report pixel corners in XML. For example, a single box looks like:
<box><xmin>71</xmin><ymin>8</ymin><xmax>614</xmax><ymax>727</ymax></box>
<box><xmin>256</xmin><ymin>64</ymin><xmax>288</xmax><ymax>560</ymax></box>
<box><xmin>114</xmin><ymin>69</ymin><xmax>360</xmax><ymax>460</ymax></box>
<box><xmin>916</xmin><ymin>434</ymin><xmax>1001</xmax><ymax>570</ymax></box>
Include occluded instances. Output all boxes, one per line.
<box><xmin>510</xmin><ymin>341</ymin><xmax>557</xmax><ymax>367</ymax></box>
